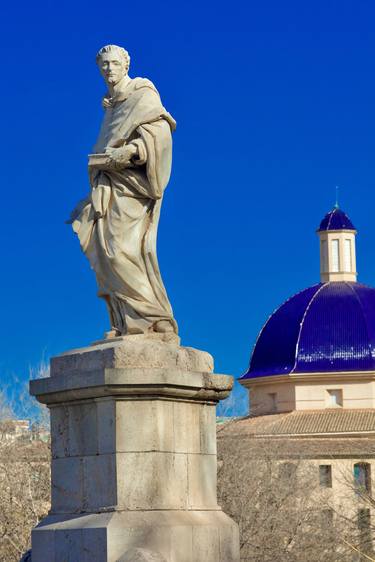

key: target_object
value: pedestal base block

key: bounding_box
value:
[30,338,240,561]
[32,510,239,562]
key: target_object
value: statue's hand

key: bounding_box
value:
[105,145,138,170]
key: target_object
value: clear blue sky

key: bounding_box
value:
[2,1,375,414]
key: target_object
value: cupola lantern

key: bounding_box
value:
[317,206,357,283]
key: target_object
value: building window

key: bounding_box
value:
[321,509,334,530]
[268,393,277,412]
[358,509,372,554]
[327,389,343,407]
[321,240,328,272]
[331,239,340,272]
[354,463,371,494]
[319,465,332,488]
[344,239,352,272]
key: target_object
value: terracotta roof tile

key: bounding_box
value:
[218,409,375,437]
[217,412,375,458]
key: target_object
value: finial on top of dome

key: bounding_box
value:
[335,186,339,209]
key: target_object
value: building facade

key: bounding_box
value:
[219,206,375,558]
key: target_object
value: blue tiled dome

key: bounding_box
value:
[318,207,356,231]
[241,282,375,379]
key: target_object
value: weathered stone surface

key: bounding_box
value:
[51,338,213,376]
[50,405,69,458]
[30,367,232,406]
[51,456,83,512]
[50,398,219,460]
[30,341,239,561]
[116,400,175,453]
[70,45,178,337]
[83,454,117,510]
[69,402,97,456]
[117,451,188,510]
[32,511,240,562]
[199,403,217,454]
[172,401,200,453]
[97,399,116,454]
[187,453,217,509]
[117,548,166,562]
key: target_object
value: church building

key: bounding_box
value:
[218,206,375,556]
[242,205,375,414]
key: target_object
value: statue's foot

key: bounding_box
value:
[105,328,122,339]
[153,320,174,333]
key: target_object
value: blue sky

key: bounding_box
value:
[2,1,375,414]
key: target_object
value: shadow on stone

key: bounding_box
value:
[117,549,166,562]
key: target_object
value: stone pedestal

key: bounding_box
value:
[29,337,240,562]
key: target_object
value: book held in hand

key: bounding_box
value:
[88,153,112,168]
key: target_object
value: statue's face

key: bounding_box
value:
[98,52,127,86]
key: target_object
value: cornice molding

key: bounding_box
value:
[239,371,375,388]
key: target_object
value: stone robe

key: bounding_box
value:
[70,77,178,335]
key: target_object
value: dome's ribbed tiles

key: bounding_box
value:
[242,282,375,379]
[318,207,356,231]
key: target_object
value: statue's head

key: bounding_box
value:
[96,45,130,86]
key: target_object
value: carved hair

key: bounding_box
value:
[96,45,131,72]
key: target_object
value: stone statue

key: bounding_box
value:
[69,45,178,338]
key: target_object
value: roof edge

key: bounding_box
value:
[240,371,375,386]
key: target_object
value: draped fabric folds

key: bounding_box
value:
[69,77,178,335]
